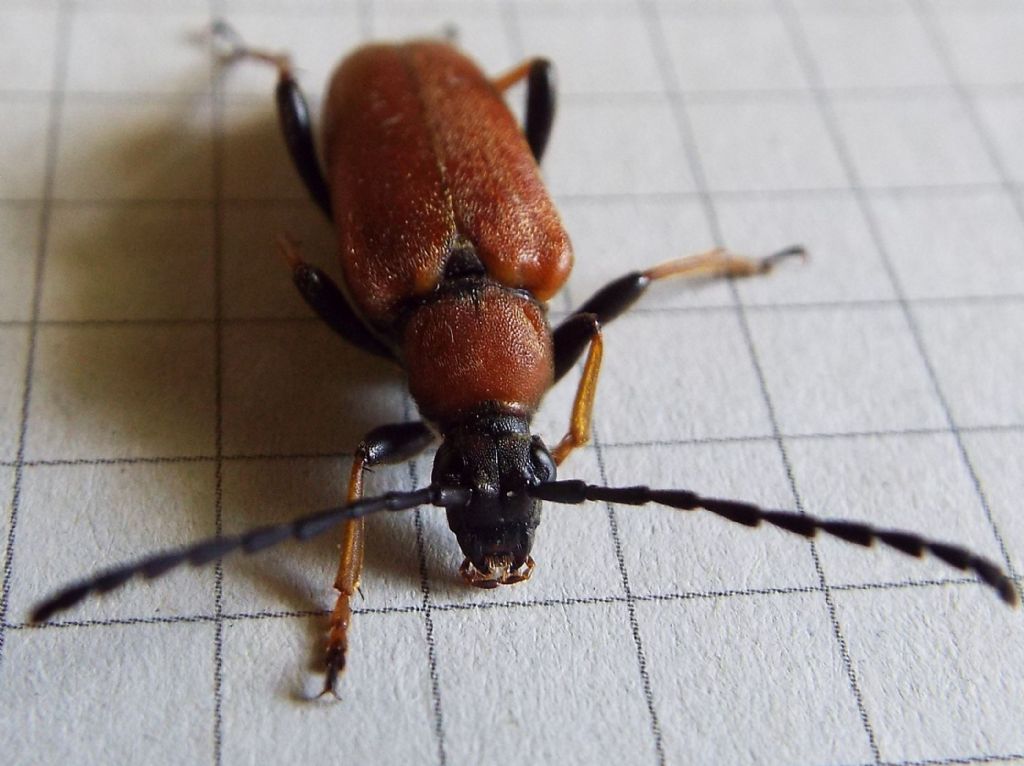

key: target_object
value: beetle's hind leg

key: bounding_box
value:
[211,21,332,220]
[553,245,805,380]
[323,422,436,698]
[493,58,556,163]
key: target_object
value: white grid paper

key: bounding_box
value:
[1,1,1023,764]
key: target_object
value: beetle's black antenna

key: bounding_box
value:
[30,486,469,624]
[527,480,1019,606]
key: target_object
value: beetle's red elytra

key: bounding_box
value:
[32,22,1018,699]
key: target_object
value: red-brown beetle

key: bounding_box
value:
[32,23,1018,697]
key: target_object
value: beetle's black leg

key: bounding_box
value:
[277,235,394,360]
[323,421,436,698]
[493,58,556,163]
[553,245,805,381]
[212,21,332,219]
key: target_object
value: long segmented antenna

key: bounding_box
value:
[528,480,1019,605]
[30,485,469,624]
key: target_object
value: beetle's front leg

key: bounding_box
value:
[551,314,603,466]
[323,421,436,698]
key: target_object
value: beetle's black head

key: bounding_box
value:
[432,408,556,588]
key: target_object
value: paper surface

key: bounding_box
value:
[1,1,1023,765]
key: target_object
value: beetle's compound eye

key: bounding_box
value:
[529,436,556,483]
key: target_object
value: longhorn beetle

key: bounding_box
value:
[32,23,1018,697]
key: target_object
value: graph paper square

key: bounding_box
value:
[3,2,1023,765]
[221,98,313,202]
[545,97,697,195]
[834,587,1024,762]
[0,328,30,463]
[914,302,1024,427]
[975,94,1024,184]
[796,6,946,89]
[688,98,847,192]
[718,193,896,306]
[636,593,874,766]
[832,96,1001,188]
[962,431,1024,577]
[55,100,215,201]
[0,621,216,766]
[787,432,1005,589]
[517,9,662,95]
[221,322,406,455]
[609,440,821,596]
[220,456,426,615]
[0,7,59,91]
[929,5,1024,87]
[869,190,1024,299]
[747,305,949,435]
[434,600,658,765]
[0,467,11,562]
[0,206,39,322]
[218,10,361,96]
[9,462,218,621]
[595,311,775,443]
[0,102,51,199]
[41,204,216,321]
[221,612,438,763]
[660,8,808,92]
[66,10,213,95]
[372,2,514,75]
[221,204,335,319]
[25,325,217,461]
[557,196,726,309]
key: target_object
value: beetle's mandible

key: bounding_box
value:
[32,22,1019,698]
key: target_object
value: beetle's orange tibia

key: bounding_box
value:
[322,456,367,697]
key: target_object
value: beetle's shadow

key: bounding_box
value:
[45,77,450,630]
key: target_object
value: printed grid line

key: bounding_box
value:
[0,0,72,671]
[503,1,675,762]
[4,419,1024,471]
[905,0,1022,581]
[776,0,1018,583]
[362,0,451,757]
[2,1,1021,764]
[774,4,1021,763]
[209,0,228,761]
[2,181,1023,208]
[911,0,1024,228]
[2,292,1024,335]
[645,0,885,761]
[7,82,1024,104]
[0,573,1005,636]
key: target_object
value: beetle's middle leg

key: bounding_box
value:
[323,421,436,697]
[211,21,332,219]
[493,58,556,163]
[552,245,805,380]
[276,235,393,360]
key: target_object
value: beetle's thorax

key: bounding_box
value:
[401,277,554,426]
[431,405,556,587]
